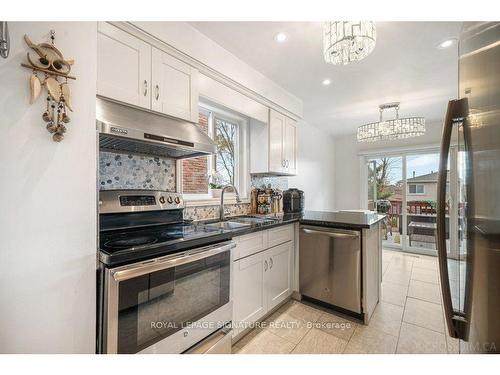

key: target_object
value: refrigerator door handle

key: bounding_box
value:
[437,98,469,340]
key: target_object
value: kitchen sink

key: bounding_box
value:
[205,221,252,230]
[231,216,278,225]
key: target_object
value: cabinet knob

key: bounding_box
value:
[143,80,148,97]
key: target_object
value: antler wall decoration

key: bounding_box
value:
[21,30,76,142]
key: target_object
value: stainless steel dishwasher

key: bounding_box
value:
[299,225,361,314]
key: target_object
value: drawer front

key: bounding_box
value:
[233,231,269,260]
[268,224,294,248]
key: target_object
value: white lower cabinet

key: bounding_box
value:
[265,242,293,311]
[232,225,294,338]
[232,252,267,337]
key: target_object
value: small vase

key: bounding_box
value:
[211,188,222,198]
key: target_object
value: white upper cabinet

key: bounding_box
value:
[251,109,298,175]
[97,23,199,122]
[97,22,151,109]
[151,48,199,123]
[269,109,286,173]
[283,116,297,175]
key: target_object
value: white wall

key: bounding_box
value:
[289,120,336,211]
[334,120,443,211]
[0,22,97,353]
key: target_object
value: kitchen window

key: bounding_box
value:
[408,183,425,195]
[180,104,248,202]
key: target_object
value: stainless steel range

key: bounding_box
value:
[97,190,234,354]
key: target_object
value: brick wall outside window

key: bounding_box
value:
[182,113,209,194]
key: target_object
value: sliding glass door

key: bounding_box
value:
[405,153,440,254]
[366,156,403,249]
[365,149,456,256]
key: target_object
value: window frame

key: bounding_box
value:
[178,103,249,204]
[408,183,425,195]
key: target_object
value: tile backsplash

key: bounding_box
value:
[99,151,289,221]
[251,175,289,190]
[99,151,176,191]
[184,203,251,221]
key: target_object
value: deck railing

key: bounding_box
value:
[380,200,452,246]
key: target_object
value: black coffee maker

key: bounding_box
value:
[283,188,304,213]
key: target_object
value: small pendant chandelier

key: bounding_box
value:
[357,102,426,142]
[323,21,376,65]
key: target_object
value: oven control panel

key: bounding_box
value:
[99,190,184,214]
[119,195,156,206]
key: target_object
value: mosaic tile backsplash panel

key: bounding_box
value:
[184,203,251,221]
[251,175,289,190]
[99,151,288,221]
[99,151,176,191]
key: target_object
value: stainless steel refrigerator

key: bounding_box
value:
[437,22,500,353]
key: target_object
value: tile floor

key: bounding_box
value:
[232,248,459,354]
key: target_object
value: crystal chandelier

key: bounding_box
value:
[357,102,426,142]
[323,22,376,65]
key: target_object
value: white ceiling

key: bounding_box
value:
[189,22,462,137]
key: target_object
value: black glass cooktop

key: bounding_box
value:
[99,222,232,266]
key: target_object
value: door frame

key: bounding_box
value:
[359,146,458,257]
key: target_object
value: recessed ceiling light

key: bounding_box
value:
[274,32,287,43]
[322,79,331,86]
[438,39,456,49]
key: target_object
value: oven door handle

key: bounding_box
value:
[111,241,235,282]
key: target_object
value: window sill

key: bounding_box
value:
[184,197,250,207]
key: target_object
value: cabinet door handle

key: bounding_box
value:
[155,84,160,100]
[286,160,289,168]
[269,257,273,269]
[264,260,268,272]
[281,160,285,167]
[143,80,148,97]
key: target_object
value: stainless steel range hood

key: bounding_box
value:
[96,97,216,159]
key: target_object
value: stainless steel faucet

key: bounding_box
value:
[219,184,241,221]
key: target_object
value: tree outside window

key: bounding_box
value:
[213,117,237,186]
[367,157,400,201]
[182,109,241,197]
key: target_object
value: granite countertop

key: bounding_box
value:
[196,213,302,237]
[300,210,386,229]
[227,213,302,236]
[198,210,385,238]
[100,211,384,266]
